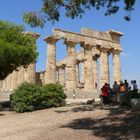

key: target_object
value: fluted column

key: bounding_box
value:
[76,60,80,87]
[10,71,18,91]
[59,65,65,86]
[44,36,59,84]
[1,80,6,92]
[56,66,59,83]
[81,62,85,84]
[93,56,98,89]
[23,32,40,84]
[25,64,36,83]
[100,48,110,87]
[5,74,12,91]
[0,81,2,92]
[83,44,94,90]
[113,49,121,83]
[4,77,8,91]
[65,40,77,90]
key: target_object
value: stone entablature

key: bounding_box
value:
[0,28,123,94]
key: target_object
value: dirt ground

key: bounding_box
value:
[0,103,140,140]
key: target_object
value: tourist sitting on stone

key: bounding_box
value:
[101,83,109,104]
[112,81,119,94]
[118,81,126,93]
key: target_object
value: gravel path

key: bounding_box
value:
[0,103,140,140]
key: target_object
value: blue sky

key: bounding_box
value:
[0,0,140,87]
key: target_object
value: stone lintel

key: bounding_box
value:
[44,35,60,44]
[53,28,121,44]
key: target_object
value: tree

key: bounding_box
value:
[0,20,38,80]
[23,0,136,28]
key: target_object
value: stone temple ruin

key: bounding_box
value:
[0,28,123,100]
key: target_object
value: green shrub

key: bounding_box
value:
[10,82,66,113]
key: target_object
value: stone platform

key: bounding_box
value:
[65,89,100,99]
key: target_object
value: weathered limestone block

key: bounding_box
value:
[82,44,94,90]
[100,48,110,87]
[44,36,59,84]
[65,40,77,90]
[113,49,122,83]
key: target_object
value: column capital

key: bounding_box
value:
[81,42,96,50]
[44,35,60,44]
[112,48,123,54]
[64,39,77,47]
[76,59,81,64]
[99,46,112,54]
[92,54,99,60]
[59,64,66,69]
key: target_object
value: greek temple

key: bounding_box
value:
[0,28,123,99]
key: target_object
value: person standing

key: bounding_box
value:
[124,79,129,91]
[101,83,109,104]
[113,81,119,94]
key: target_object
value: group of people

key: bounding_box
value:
[100,80,138,104]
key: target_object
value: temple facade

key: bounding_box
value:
[0,28,123,98]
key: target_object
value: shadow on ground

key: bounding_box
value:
[61,104,140,140]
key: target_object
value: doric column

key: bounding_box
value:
[8,74,12,91]
[59,65,65,86]
[56,66,59,83]
[93,56,98,89]
[25,64,36,83]
[64,40,77,90]
[23,32,40,84]
[44,36,59,84]
[4,77,8,91]
[100,48,110,87]
[1,80,6,92]
[0,81,2,92]
[40,72,45,85]
[5,74,12,91]
[76,60,80,87]
[113,49,122,83]
[10,71,18,91]
[81,61,85,84]
[82,43,94,90]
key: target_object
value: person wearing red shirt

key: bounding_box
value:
[101,83,109,104]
